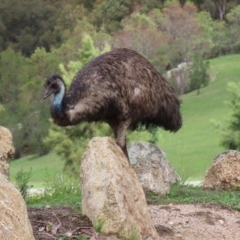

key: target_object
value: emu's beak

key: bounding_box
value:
[43,89,53,99]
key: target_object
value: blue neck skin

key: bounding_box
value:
[52,81,65,114]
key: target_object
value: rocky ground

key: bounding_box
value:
[28,203,240,240]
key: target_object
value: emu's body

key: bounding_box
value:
[44,48,182,157]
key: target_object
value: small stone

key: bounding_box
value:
[38,227,44,232]
[174,233,183,239]
[168,221,175,225]
[218,220,224,225]
[65,232,72,237]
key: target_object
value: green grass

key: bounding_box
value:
[25,180,240,211]
[9,54,240,184]
[147,184,240,211]
[10,152,65,188]
[26,173,81,208]
[27,187,81,208]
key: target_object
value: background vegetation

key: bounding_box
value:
[1,0,240,183]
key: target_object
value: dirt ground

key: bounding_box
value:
[28,203,240,240]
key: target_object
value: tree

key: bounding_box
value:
[211,20,230,56]
[89,0,166,33]
[0,104,4,117]
[213,82,240,150]
[0,47,62,157]
[113,12,169,72]
[213,0,227,20]
[226,5,240,53]
[0,0,93,56]
[158,0,210,65]
[188,54,210,94]
[0,48,27,107]
[0,0,63,55]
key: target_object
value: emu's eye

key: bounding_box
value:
[51,83,58,89]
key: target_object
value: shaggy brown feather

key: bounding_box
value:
[44,48,182,158]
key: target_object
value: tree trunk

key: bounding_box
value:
[213,0,226,21]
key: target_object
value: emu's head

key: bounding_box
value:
[44,75,65,99]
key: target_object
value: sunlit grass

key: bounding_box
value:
[147,184,240,211]
[10,152,65,188]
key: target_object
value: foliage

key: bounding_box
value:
[0,0,63,55]
[0,47,60,157]
[44,121,111,175]
[0,104,4,117]
[27,171,81,208]
[211,20,230,57]
[226,5,240,53]
[213,82,240,150]
[188,54,210,94]
[0,0,240,58]
[15,168,32,200]
[159,1,204,65]
[93,219,105,233]
[27,180,240,211]
[113,11,169,71]
[0,48,27,106]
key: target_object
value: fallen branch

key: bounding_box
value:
[51,212,62,235]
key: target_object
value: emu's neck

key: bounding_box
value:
[52,81,65,114]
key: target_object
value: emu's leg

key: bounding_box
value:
[110,120,130,161]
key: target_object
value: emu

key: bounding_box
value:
[44,48,182,158]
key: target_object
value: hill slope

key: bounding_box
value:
[158,54,240,180]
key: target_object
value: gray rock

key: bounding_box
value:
[128,142,180,195]
[203,150,240,190]
[81,137,159,240]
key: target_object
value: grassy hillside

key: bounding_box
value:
[10,152,65,188]
[9,54,240,185]
[157,54,240,180]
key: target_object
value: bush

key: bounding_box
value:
[213,82,240,150]
[27,171,81,207]
[15,168,32,200]
[188,54,210,94]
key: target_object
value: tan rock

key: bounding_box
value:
[203,150,240,190]
[0,173,34,240]
[128,142,180,195]
[81,137,159,240]
[0,126,15,179]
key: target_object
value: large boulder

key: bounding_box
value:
[81,137,159,240]
[0,126,15,179]
[128,142,180,195]
[203,150,240,190]
[0,172,34,240]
